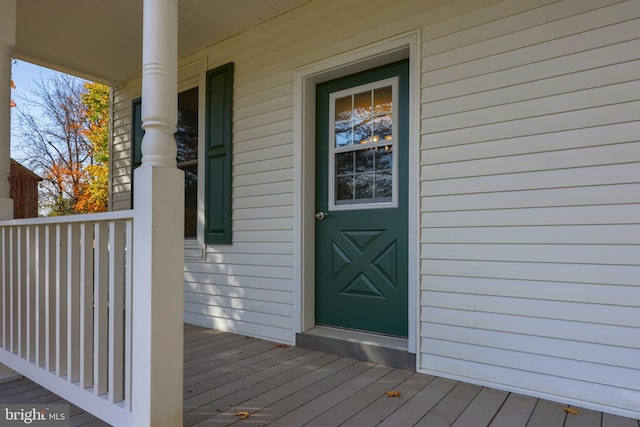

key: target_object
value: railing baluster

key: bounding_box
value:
[20,226,28,360]
[26,226,34,362]
[93,222,108,395]
[55,224,68,377]
[9,226,14,353]
[21,226,27,359]
[35,225,45,367]
[16,226,22,357]
[124,219,133,410]
[45,225,54,371]
[109,221,125,403]
[67,224,80,382]
[79,222,94,389]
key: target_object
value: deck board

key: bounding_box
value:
[212,356,355,426]
[316,369,413,426]
[246,359,371,425]
[341,372,436,427]
[527,399,568,427]
[266,363,392,427]
[303,367,414,427]
[565,407,602,427]
[377,376,458,426]
[602,413,640,427]
[491,393,538,427]
[0,379,42,398]
[415,381,483,427]
[185,348,322,425]
[0,324,638,426]
[451,387,509,427]
[184,343,284,392]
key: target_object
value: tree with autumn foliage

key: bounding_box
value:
[76,82,109,213]
[13,74,109,215]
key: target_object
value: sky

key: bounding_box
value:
[10,59,72,160]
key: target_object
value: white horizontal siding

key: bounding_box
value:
[420,0,640,418]
[422,205,640,227]
[183,272,292,293]
[424,244,639,265]
[425,81,640,133]
[423,1,639,75]
[424,60,640,119]
[425,323,639,370]
[423,275,640,308]
[423,163,640,195]
[110,79,141,211]
[422,100,640,148]
[423,259,639,286]
[183,312,292,343]
[422,225,640,244]
[421,345,638,415]
[423,184,640,210]
[423,307,639,349]
[423,291,640,329]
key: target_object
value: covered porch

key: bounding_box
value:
[1,323,638,427]
[2,0,640,425]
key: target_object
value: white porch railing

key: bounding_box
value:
[0,211,134,426]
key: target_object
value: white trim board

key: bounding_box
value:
[293,31,421,356]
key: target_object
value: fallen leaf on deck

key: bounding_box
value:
[275,343,290,348]
[563,406,579,415]
[234,411,251,419]
[386,390,401,397]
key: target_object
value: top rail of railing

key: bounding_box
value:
[0,210,134,227]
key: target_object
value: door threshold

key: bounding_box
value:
[296,326,415,371]
[303,326,408,350]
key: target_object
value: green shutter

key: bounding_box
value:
[205,63,233,244]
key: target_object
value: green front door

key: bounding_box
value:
[315,60,409,337]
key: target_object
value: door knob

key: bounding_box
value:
[314,211,328,221]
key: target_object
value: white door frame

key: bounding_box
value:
[292,31,421,355]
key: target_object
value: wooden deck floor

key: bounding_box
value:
[0,324,637,426]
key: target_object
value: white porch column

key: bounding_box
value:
[0,0,20,385]
[0,0,16,220]
[132,0,183,426]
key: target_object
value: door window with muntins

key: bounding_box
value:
[329,77,398,210]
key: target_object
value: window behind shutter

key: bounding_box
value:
[130,97,143,208]
[132,97,143,169]
[204,62,233,244]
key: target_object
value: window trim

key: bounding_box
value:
[328,77,399,211]
[179,60,207,258]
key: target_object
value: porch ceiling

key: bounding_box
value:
[13,0,308,86]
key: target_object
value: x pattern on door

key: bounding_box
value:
[331,228,398,299]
